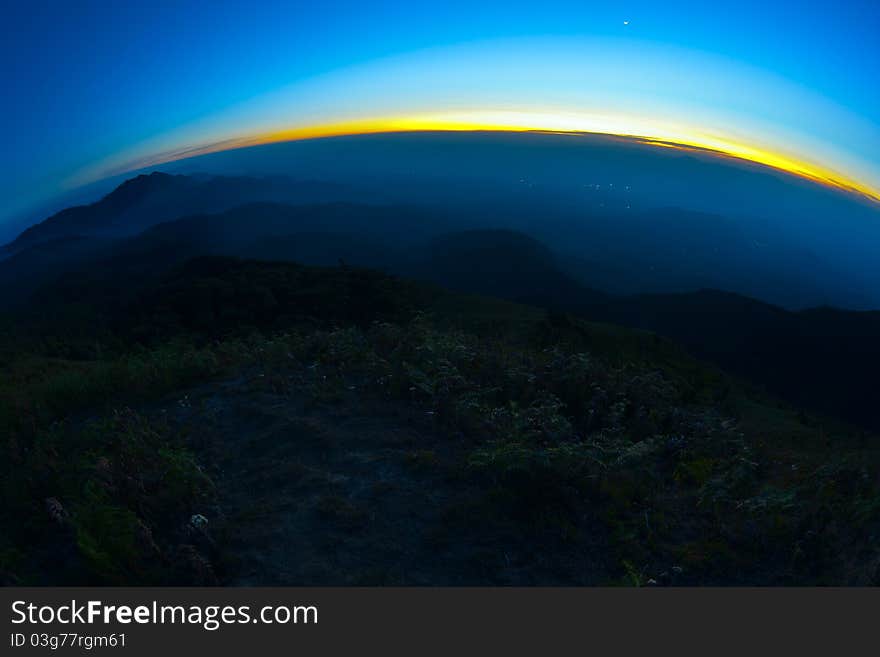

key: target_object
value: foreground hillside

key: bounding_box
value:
[2,257,879,585]
[4,179,880,433]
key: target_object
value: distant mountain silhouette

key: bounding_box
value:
[0,201,457,306]
[1,172,350,255]
[405,230,880,430]
[553,206,860,309]
[3,172,879,430]
[595,290,880,430]
[413,229,607,308]
[406,228,880,429]
[141,201,445,250]
[149,132,880,309]
[7,167,879,308]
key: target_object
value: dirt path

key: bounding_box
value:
[163,371,610,585]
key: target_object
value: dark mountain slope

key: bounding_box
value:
[594,291,880,430]
[3,255,880,585]
[155,132,880,309]
[2,172,350,254]
[4,193,879,431]
[555,206,860,309]
[0,201,449,309]
[407,231,880,429]
[415,229,880,430]
[411,229,607,308]
[7,168,877,309]
[7,173,187,251]
[0,235,115,302]
[141,201,446,251]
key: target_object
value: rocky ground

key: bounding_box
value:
[164,369,611,585]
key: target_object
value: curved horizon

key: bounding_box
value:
[60,36,880,208]
[5,6,880,224]
[83,114,880,205]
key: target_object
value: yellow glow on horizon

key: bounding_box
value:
[104,111,880,203]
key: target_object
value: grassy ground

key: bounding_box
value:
[2,258,879,585]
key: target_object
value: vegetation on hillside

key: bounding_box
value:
[2,257,879,585]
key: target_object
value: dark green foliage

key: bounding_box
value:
[223,308,880,584]
[1,256,879,585]
[2,409,213,584]
[119,256,427,342]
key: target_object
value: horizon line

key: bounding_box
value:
[73,115,880,205]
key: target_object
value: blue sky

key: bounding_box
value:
[2,0,879,228]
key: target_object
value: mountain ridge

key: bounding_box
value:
[3,195,877,431]
[1,172,352,255]
[5,167,877,309]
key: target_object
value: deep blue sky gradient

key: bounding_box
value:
[2,1,878,228]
